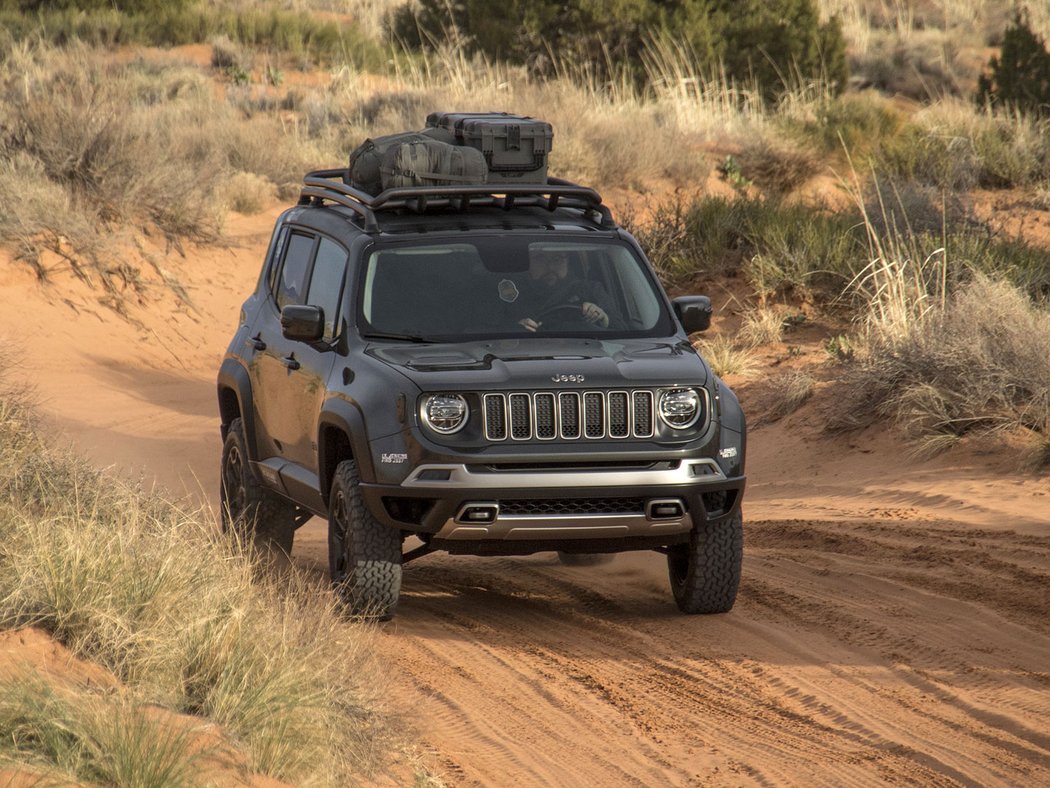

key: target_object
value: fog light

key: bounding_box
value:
[457,503,499,524]
[646,499,684,520]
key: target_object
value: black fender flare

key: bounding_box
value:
[217,357,260,462]
[317,396,375,506]
[717,383,747,477]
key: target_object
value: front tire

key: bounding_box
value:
[220,417,297,556]
[328,459,402,620]
[667,511,743,614]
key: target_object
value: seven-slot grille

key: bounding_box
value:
[483,390,657,441]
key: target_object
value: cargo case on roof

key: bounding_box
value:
[426,112,553,184]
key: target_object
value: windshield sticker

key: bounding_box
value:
[498,279,519,303]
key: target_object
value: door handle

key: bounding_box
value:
[247,334,266,351]
[281,355,300,371]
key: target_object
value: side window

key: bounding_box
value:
[306,237,348,339]
[265,225,289,295]
[275,232,315,309]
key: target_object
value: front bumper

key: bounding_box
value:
[359,458,745,550]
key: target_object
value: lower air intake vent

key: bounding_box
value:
[500,498,647,516]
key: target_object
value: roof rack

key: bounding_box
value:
[297,169,617,233]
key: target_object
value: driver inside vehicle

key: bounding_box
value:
[513,248,618,332]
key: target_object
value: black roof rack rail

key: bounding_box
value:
[298,168,617,233]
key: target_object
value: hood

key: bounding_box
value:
[367,337,707,390]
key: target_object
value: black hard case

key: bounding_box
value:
[425,112,553,183]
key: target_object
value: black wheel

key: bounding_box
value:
[667,511,743,614]
[328,459,402,620]
[557,552,615,566]
[220,417,297,555]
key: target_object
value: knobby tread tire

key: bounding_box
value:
[329,459,402,620]
[667,511,743,614]
[220,418,297,556]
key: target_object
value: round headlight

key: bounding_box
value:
[658,388,702,429]
[422,394,469,434]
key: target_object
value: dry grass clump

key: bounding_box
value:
[737,137,820,195]
[764,370,816,422]
[834,275,1050,459]
[0,368,390,782]
[740,308,785,346]
[696,335,760,378]
[0,673,206,785]
[219,171,278,214]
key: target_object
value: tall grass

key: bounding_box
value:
[0,674,207,785]
[881,100,1050,189]
[0,42,319,284]
[0,367,390,782]
[820,174,1050,458]
[0,3,384,67]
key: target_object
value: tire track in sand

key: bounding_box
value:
[347,517,1050,785]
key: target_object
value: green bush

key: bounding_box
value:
[394,0,848,102]
[977,11,1050,118]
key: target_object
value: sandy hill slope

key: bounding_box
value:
[1,200,1049,784]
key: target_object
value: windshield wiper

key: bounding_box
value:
[362,331,434,343]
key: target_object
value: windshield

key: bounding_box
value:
[359,237,672,341]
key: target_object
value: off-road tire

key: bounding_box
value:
[557,552,615,566]
[220,418,297,556]
[666,511,743,614]
[328,459,402,620]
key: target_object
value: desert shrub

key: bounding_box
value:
[630,193,862,295]
[395,0,847,103]
[0,44,318,271]
[833,276,1050,454]
[879,101,1050,190]
[219,171,276,213]
[977,11,1050,118]
[695,335,759,378]
[781,91,901,158]
[634,181,1050,305]
[210,33,247,71]
[737,137,819,195]
[879,122,980,191]
[0,47,222,243]
[764,370,815,421]
[740,308,785,346]
[861,177,977,237]
[853,27,970,100]
[0,370,390,782]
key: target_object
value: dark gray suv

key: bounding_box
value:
[217,170,746,619]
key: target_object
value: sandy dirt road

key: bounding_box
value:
[289,514,1050,786]
[2,216,1049,785]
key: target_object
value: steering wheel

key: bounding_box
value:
[533,303,592,330]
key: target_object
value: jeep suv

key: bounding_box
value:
[217,169,746,619]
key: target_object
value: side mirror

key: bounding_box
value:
[672,295,712,334]
[281,304,325,342]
